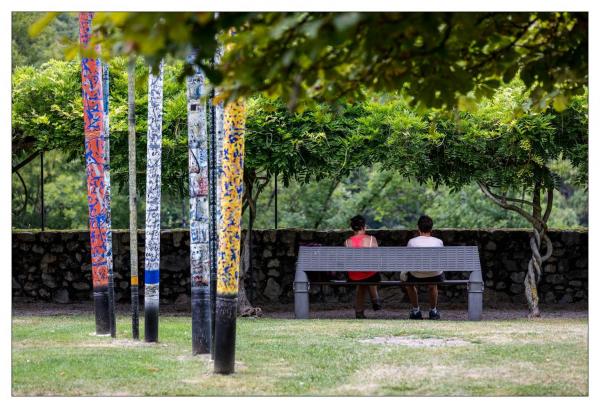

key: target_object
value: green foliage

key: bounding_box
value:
[245,96,378,186]
[32,12,587,111]
[12,151,88,229]
[252,164,587,230]
[12,61,587,231]
[12,12,78,71]
[366,84,588,194]
[11,149,189,230]
[12,58,188,197]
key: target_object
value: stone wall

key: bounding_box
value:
[12,229,587,307]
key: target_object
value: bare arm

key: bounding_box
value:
[369,235,378,248]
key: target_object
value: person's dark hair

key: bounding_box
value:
[417,215,433,233]
[350,215,366,231]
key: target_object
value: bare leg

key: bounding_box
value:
[368,285,382,311]
[368,285,378,301]
[355,286,367,312]
[405,285,419,308]
[428,285,438,309]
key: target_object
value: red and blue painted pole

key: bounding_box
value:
[79,12,112,335]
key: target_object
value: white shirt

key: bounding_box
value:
[405,235,444,278]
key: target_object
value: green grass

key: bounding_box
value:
[12,314,588,396]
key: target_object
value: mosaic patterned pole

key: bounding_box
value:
[144,61,164,343]
[127,56,140,340]
[187,53,211,354]
[214,98,246,374]
[102,62,117,338]
[79,12,111,335]
[209,46,225,359]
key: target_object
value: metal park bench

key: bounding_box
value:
[293,246,484,320]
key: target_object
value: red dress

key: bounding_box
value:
[347,234,377,281]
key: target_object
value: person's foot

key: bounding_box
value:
[356,311,366,319]
[372,298,382,311]
[409,309,422,320]
[429,308,441,320]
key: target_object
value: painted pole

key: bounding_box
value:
[187,53,211,354]
[102,62,117,338]
[144,61,164,343]
[79,12,111,335]
[209,46,225,359]
[127,56,140,340]
[214,97,246,374]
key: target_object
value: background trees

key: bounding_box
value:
[12,13,588,317]
[362,84,587,315]
[56,12,588,112]
[12,60,588,233]
[12,12,78,71]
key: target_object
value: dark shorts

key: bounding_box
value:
[405,272,444,283]
[349,273,381,283]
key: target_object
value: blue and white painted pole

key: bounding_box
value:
[144,61,164,343]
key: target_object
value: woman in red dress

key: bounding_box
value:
[345,215,382,318]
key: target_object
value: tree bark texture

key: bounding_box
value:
[478,180,554,318]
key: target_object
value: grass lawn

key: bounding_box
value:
[12,314,588,396]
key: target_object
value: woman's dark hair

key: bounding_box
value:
[417,215,433,233]
[350,215,366,231]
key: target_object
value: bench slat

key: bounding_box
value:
[310,280,469,286]
[297,246,481,272]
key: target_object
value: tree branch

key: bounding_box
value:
[468,16,538,72]
[359,172,394,214]
[477,180,547,230]
[542,187,553,225]
[313,178,341,229]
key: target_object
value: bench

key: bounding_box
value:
[293,246,484,320]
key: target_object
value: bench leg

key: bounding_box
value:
[468,280,483,321]
[468,291,483,321]
[294,269,310,319]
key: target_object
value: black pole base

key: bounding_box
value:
[213,295,237,374]
[144,301,159,343]
[131,285,140,340]
[210,277,217,359]
[191,286,212,355]
[93,288,110,335]
[108,275,116,338]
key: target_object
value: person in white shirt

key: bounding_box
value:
[404,215,443,320]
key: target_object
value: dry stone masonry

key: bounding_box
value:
[12,228,587,307]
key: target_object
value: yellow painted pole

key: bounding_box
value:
[213,98,245,374]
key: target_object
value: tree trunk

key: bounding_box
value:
[313,179,341,229]
[477,180,554,318]
[525,182,543,317]
[238,171,262,317]
[524,183,554,318]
